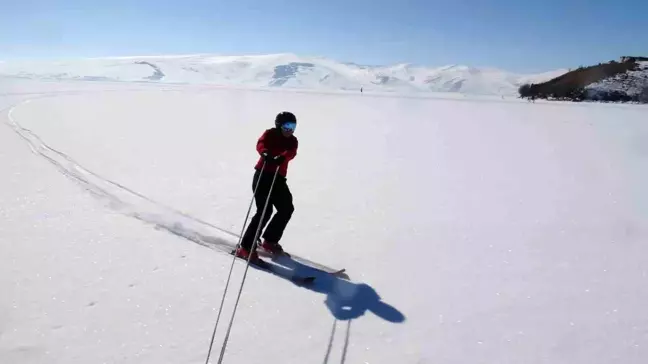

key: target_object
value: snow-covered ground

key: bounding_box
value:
[2,79,648,364]
[0,54,566,96]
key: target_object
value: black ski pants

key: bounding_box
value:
[241,169,294,250]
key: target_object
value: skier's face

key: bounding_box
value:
[280,122,296,137]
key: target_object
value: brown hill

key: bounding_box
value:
[519,57,646,102]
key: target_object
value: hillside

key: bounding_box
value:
[0,54,565,96]
[519,57,648,103]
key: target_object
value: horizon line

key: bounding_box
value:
[0,52,568,74]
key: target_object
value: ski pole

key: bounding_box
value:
[204,160,268,364]
[248,165,280,254]
[235,165,268,249]
[216,165,280,364]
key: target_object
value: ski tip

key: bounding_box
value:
[331,269,349,280]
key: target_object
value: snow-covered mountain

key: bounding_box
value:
[586,61,648,101]
[0,53,566,95]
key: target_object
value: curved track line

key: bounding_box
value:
[4,96,341,274]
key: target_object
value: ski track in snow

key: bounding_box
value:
[5,97,343,277]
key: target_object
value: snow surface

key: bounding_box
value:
[2,79,648,364]
[0,54,567,96]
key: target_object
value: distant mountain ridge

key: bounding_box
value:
[0,53,566,96]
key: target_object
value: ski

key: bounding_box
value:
[328,268,347,276]
[254,239,347,279]
[229,250,315,285]
[258,252,348,279]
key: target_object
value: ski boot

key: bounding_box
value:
[259,239,286,256]
[235,246,260,263]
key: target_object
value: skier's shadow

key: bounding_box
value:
[266,256,406,323]
[153,223,404,323]
[322,318,352,364]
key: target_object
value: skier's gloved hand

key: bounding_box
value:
[260,150,271,161]
[272,155,285,164]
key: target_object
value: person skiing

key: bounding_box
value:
[235,111,298,262]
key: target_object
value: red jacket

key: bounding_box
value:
[254,128,298,177]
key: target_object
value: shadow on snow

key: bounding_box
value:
[154,221,405,324]
[322,318,352,364]
[268,254,405,323]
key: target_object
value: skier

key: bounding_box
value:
[235,111,298,262]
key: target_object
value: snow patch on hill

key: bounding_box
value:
[586,61,648,100]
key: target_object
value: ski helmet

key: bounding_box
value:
[275,111,297,128]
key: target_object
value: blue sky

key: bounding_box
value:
[1,0,646,72]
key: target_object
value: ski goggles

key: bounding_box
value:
[281,122,297,132]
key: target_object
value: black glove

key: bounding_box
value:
[260,150,271,161]
[272,154,285,164]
